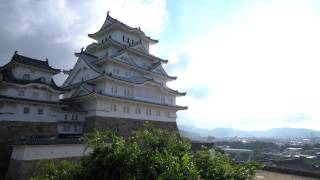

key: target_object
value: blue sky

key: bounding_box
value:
[1,0,320,130]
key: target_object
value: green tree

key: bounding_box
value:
[32,124,260,180]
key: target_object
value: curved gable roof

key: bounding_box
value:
[6,52,60,73]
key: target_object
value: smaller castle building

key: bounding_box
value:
[0,52,86,137]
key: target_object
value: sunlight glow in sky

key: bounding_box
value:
[1,0,320,130]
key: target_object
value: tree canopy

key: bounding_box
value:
[32,124,259,180]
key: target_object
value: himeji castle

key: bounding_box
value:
[1,12,187,179]
[62,12,187,135]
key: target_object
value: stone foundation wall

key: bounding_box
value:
[0,121,57,143]
[84,116,178,137]
[0,121,57,178]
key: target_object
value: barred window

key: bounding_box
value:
[23,107,30,114]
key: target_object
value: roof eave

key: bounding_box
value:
[73,92,188,110]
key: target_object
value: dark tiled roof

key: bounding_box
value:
[65,83,187,110]
[89,13,158,43]
[87,38,167,63]
[60,101,87,112]
[10,52,60,73]
[106,73,185,96]
[0,95,64,106]
[148,61,162,71]
[89,45,175,79]
[0,68,65,91]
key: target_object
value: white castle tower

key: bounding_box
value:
[62,12,187,135]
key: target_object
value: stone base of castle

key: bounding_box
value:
[0,121,57,179]
[84,116,178,137]
[0,121,58,142]
[2,118,178,178]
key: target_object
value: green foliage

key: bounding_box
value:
[30,160,81,180]
[32,123,260,180]
[193,148,260,180]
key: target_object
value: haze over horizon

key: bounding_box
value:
[1,0,320,131]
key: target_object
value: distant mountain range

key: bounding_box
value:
[179,126,320,139]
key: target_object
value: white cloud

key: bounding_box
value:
[81,0,168,41]
[170,1,320,130]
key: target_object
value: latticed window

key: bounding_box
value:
[125,71,131,77]
[135,107,141,114]
[166,112,170,118]
[111,104,117,112]
[63,125,71,132]
[23,107,30,114]
[18,89,24,96]
[123,105,130,113]
[40,77,46,82]
[38,108,44,115]
[146,109,152,115]
[160,96,165,103]
[112,87,118,94]
[23,74,30,80]
[124,88,130,97]
[156,110,161,116]
[112,68,120,75]
[32,92,39,99]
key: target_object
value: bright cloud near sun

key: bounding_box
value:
[168,1,320,130]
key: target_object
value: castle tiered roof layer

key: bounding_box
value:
[0,52,60,74]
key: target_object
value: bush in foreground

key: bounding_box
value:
[32,124,260,180]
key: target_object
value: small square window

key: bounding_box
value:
[32,92,39,99]
[18,90,24,97]
[23,74,30,80]
[112,87,118,94]
[146,109,152,115]
[135,107,141,114]
[23,107,30,114]
[112,104,117,112]
[40,77,46,82]
[63,125,71,132]
[123,105,130,113]
[38,108,44,115]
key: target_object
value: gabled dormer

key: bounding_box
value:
[130,42,149,54]
[62,51,101,87]
[150,63,168,77]
[112,51,137,66]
